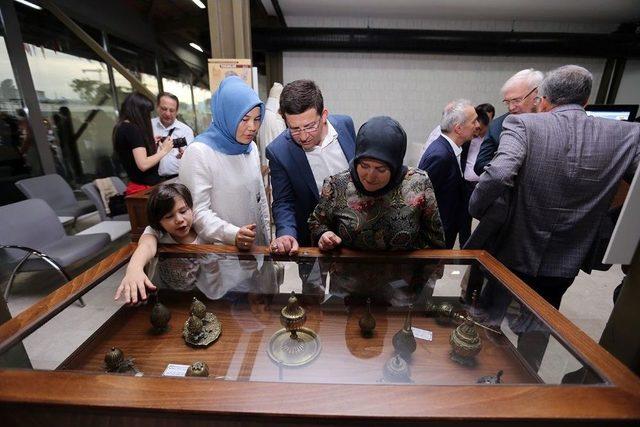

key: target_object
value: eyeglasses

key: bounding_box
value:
[289,118,321,136]
[502,87,538,107]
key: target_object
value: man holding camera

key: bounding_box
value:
[152,92,195,177]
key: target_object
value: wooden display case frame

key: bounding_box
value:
[0,245,638,426]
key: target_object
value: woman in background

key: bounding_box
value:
[113,92,172,195]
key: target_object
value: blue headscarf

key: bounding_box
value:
[196,76,264,155]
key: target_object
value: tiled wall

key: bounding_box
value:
[283,52,606,165]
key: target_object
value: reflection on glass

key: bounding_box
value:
[0,255,605,387]
[23,42,133,184]
[0,36,43,204]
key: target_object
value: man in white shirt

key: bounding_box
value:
[418,99,478,248]
[258,82,286,164]
[266,80,356,254]
[152,92,195,177]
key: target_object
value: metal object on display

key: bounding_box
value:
[392,304,416,359]
[358,298,376,338]
[186,361,210,377]
[426,299,502,335]
[382,354,412,383]
[150,300,171,333]
[104,347,139,374]
[182,299,222,347]
[190,297,207,319]
[477,370,504,384]
[268,291,321,367]
[450,320,482,366]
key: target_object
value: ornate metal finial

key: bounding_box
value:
[358,298,376,338]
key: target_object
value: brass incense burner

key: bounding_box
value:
[268,291,321,367]
[104,347,139,374]
[450,320,482,366]
[186,361,210,377]
[182,297,221,347]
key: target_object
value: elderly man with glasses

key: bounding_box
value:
[473,68,544,176]
[266,79,356,255]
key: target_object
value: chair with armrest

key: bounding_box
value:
[0,199,110,305]
[15,174,95,223]
[81,177,129,221]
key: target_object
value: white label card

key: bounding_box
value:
[163,364,190,377]
[411,327,433,341]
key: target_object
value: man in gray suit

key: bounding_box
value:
[469,65,640,369]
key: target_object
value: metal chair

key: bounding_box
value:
[81,177,129,222]
[15,174,96,223]
[0,199,110,305]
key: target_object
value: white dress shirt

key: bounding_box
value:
[152,117,195,176]
[304,122,349,194]
[419,125,442,161]
[464,136,483,182]
[441,133,463,174]
[258,92,286,164]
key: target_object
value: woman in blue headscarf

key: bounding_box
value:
[180,76,270,250]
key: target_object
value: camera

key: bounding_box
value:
[173,137,187,148]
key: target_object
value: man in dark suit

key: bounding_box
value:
[470,65,640,370]
[266,80,356,254]
[473,69,544,176]
[418,99,478,248]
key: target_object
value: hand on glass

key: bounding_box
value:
[236,223,256,250]
[270,235,299,255]
[114,270,157,305]
[318,231,342,251]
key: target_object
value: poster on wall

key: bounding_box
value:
[208,59,252,92]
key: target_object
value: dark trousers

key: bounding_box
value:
[459,180,477,247]
[480,271,574,372]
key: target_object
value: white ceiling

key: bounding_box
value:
[273,0,640,24]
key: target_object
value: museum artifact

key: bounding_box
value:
[450,320,482,366]
[392,304,417,359]
[186,361,210,377]
[190,297,207,319]
[150,299,171,333]
[426,299,501,335]
[182,299,222,347]
[383,354,412,383]
[268,291,321,367]
[104,347,139,374]
[358,298,376,338]
[477,370,504,384]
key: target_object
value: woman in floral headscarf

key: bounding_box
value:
[308,115,445,251]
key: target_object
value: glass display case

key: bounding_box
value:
[0,244,639,426]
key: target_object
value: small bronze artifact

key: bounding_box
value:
[150,300,171,333]
[392,304,417,359]
[383,354,412,383]
[190,297,207,319]
[477,370,503,384]
[450,320,482,366]
[427,299,501,335]
[182,299,222,347]
[186,361,210,377]
[358,298,376,338]
[104,347,139,374]
[268,291,321,367]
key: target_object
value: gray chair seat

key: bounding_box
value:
[22,233,110,271]
[55,199,97,219]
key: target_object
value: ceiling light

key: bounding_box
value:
[192,0,206,9]
[14,0,42,10]
[189,43,204,53]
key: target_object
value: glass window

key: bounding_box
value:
[24,43,125,184]
[192,85,212,134]
[0,35,43,205]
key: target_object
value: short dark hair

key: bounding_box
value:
[475,107,490,126]
[279,80,324,117]
[157,92,180,110]
[539,65,592,106]
[475,103,495,119]
[146,183,193,232]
